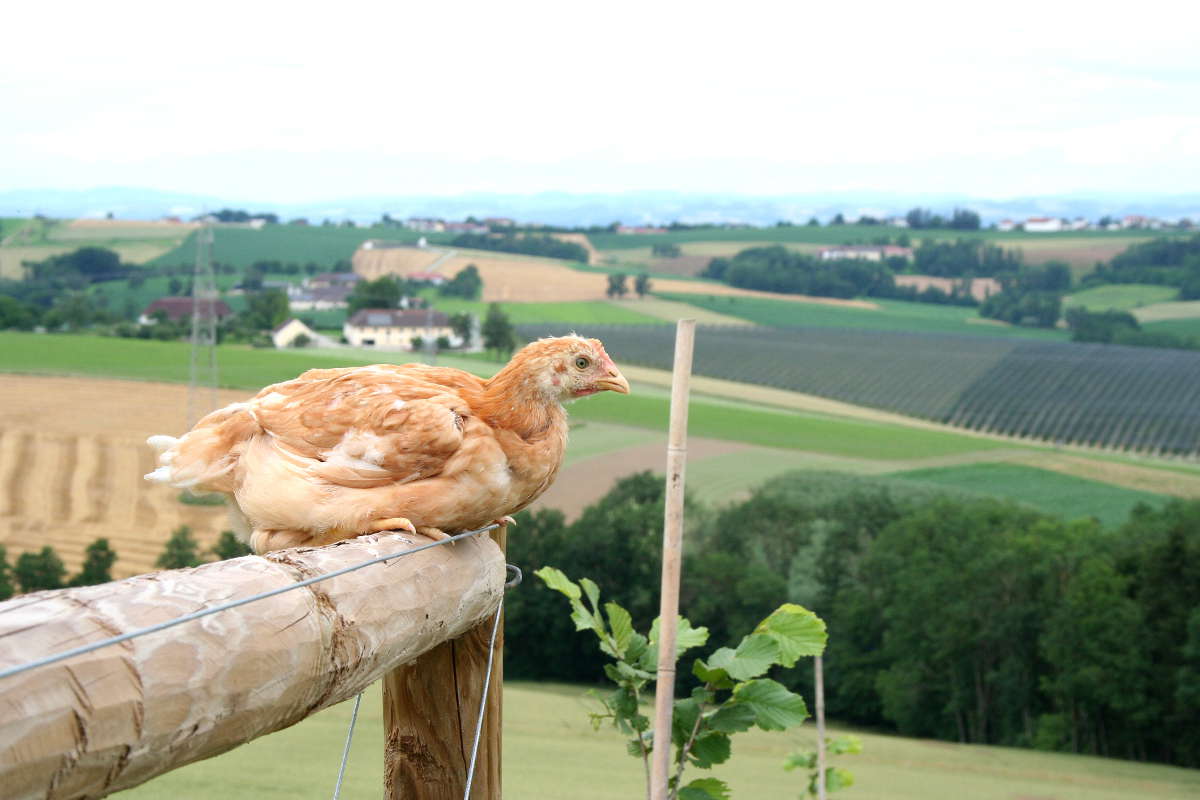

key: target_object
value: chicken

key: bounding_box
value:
[145,335,629,553]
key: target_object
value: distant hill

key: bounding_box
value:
[3,187,1199,228]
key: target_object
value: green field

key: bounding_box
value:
[147,225,454,270]
[116,680,1200,800]
[889,462,1169,527]
[1143,317,1200,338]
[0,332,1006,461]
[659,292,1069,340]
[1064,283,1179,311]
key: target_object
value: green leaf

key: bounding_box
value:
[706,702,756,734]
[727,633,780,680]
[826,766,855,793]
[580,577,601,613]
[733,679,810,731]
[782,751,816,771]
[606,602,635,659]
[678,777,731,800]
[671,698,701,747]
[534,566,580,600]
[688,731,732,768]
[626,632,649,665]
[753,604,827,667]
[692,657,733,689]
[828,734,863,755]
[648,615,710,660]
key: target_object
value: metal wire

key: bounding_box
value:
[463,596,504,799]
[331,691,363,800]
[0,524,499,682]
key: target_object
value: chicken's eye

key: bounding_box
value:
[574,356,590,370]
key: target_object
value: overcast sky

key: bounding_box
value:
[2,0,1197,201]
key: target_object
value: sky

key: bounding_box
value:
[2,0,1198,202]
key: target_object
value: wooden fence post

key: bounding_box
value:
[384,524,507,799]
[0,531,505,800]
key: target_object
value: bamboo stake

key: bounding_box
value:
[383,525,507,799]
[815,655,827,800]
[650,320,696,800]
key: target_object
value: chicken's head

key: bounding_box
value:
[514,335,631,402]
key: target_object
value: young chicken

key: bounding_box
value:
[145,335,629,553]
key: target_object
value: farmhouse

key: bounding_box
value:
[307,272,362,289]
[818,245,913,262]
[271,318,322,348]
[344,308,455,349]
[1024,217,1064,233]
[139,296,232,325]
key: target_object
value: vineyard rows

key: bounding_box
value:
[520,324,1200,456]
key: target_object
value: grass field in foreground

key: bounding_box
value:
[116,680,1200,800]
[889,462,1169,527]
[0,333,1004,461]
[660,292,1069,340]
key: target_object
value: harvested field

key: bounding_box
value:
[1004,235,1151,276]
[0,376,245,578]
[895,274,1000,302]
[59,219,200,239]
[353,242,875,307]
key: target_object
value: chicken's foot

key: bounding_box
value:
[367,517,418,535]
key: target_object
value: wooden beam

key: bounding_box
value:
[0,531,505,800]
[384,525,506,799]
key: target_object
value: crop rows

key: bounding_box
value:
[519,324,1200,456]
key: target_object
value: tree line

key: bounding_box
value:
[702,246,978,306]
[504,470,1200,768]
[0,525,252,600]
[449,232,590,262]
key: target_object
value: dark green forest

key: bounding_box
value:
[505,471,1200,768]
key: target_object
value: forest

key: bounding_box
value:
[504,471,1200,768]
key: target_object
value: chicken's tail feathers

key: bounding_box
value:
[144,435,182,484]
[144,404,256,491]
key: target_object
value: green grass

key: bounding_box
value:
[147,225,455,270]
[570,391,1004,459]
[888,462,1169,527]
[1064,283,1179,311]
[115,680,1200,800]
[1142,317,1200,338]
[660,293,1069,340]
[0,332,1004,460]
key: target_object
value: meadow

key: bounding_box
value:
[889,462,1168,527]
[1064,283,1179,311]
[115,680,1200,800]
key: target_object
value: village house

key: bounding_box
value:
[818,245,913,262]
[271,318,324,348]
[138,297,232,325]
[404,218,446,233]
[997,219,1017,232]
[343,309,456,350]
[287,272,362,311]
[1024,217,1064,233]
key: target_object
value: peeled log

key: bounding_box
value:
[0,531,505,800]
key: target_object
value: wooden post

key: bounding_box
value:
[0,531,505,800]
[650,320,696,800]
[815,655,827,800]
[384,524,507,799]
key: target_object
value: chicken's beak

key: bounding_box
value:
[596,367,631,395]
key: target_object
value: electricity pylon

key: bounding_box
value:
[188,225,219,427]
